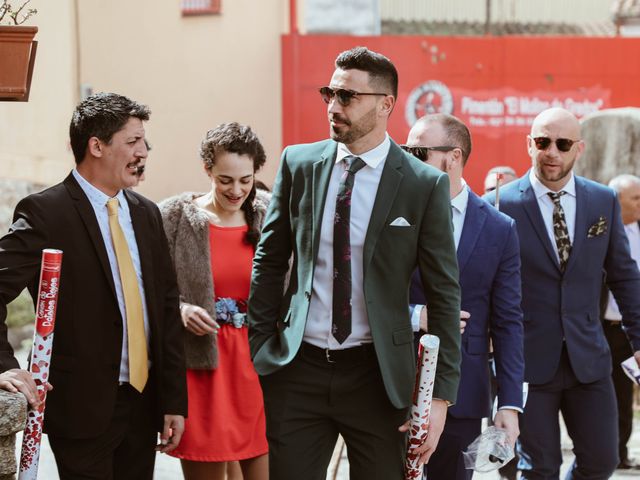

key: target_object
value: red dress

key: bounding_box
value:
[169,224,268,461]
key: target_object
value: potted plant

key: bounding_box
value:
[0,0,38,101]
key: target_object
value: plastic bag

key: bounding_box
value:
[462,426,514,472]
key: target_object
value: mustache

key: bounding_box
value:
[330,114,351,126]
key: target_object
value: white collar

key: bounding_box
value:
[72,168,128,212]
[451,178,469,214]
[335,133,391,170]
[529,169,576,200]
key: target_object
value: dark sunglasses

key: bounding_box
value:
[319,86,388,107]
[400,145,458,162]
[530,136,581,153]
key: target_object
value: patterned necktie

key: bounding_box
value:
[107,198,148,392]
[547,191,572,272]
[332,155,367,344]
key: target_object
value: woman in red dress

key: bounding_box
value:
[159,122,269,480]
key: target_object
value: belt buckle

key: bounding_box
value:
[325,348,335,364]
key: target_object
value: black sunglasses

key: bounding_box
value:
[530,136,581,153]
[319,86,388,107]
[400,145,458,162]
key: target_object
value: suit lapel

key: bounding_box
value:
[63,174,117,300]
[457,191,487,274]
[363,142,403,276]
[564,177,588,274]
[311,142,337,265]
[125,190,157,322]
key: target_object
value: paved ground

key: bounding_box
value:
[11,347,640,478]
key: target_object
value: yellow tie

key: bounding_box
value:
[106,198,148,392]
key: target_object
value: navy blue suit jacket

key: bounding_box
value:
[410,190,524,418]
[485,173,640,385]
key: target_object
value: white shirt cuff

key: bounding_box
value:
[411,304,424,332]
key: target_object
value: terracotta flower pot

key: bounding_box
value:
[0,25,38,102]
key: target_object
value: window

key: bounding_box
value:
[181,0,221,16]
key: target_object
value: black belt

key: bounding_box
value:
[603,319,622,327]
[299,342,375,365]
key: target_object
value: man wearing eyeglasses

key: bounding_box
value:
[485,107,640,479]
[248,46,461,479]
[404,114,524,480]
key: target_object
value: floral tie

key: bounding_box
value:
[548,191,572,272]
[332,155,367,344]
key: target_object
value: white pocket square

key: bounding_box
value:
[389,217,411,227]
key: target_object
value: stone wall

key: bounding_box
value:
[0,180,42,477]
[0,178,46,235]
[0,391,27,480]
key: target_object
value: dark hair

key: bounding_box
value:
[420,113,472,165]
[69,92,150,164]
[200,122,267,249]
[335,46,398,98]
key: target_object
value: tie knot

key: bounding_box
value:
[344,156,366,175]
[106,198,119,217]
[547,191,566,205]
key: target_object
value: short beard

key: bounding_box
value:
[330,106,377,146]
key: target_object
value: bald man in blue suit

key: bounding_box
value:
[485,107,640,480]
[405,113,524,480]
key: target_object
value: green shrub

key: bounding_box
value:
[6,289,35,328]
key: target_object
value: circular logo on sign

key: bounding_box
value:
[405,80,454,127]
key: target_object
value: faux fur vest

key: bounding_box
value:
[158,189,270,369]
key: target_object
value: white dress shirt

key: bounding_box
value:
[303,135,390,349]
[605,222,640,321]
[529,170,577,264]
[72,169,151,383]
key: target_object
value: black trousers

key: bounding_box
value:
[603,319,635,463]
[519,346,618,480]
[48,383,157,480]
[259,342,409,480]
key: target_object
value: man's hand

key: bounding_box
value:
[0,368,51,408]
[634,350,640,368]
[398,398,448,466]
[493,409,520,448]
[460,310,470,334]
[180,304,219,336]
[156,414,185,453]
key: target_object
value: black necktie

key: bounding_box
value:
[332,155,367,344]
[547,191,571,271]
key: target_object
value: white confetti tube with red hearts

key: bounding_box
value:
[18,249,63,480]
[405,334,440,480]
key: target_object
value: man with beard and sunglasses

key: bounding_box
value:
[484,107,640,479]
[404,114,524,480]
[248,46,461,479]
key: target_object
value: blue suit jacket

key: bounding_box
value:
[485,173,640,385]
[410,190,524,418]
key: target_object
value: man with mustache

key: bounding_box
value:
[0,93,187,479]
[485,107,640,479]
[249,46,461,479]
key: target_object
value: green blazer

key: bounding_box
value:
[248,139,461,408]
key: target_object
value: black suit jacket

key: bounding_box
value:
[0,173,187,439]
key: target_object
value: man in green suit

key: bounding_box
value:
[248,46,461,480]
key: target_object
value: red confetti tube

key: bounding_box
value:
[18,249,63,480]
[405,334,440,480]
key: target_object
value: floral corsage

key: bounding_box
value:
[215,297,248,328]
